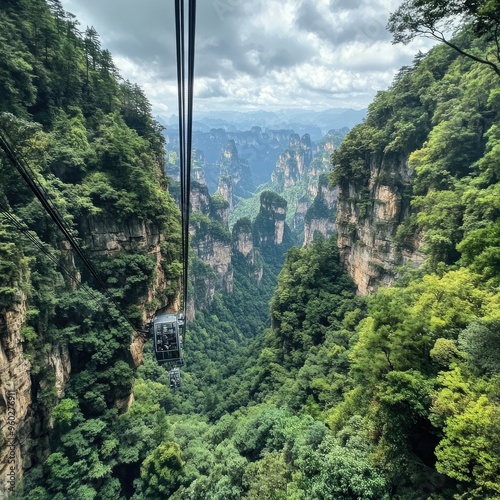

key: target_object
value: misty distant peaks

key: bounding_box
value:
[158,107,366,139]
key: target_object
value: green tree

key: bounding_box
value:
[140,442,185,498]
[388,0,500,77]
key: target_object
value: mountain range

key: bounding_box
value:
[157,107,366,140]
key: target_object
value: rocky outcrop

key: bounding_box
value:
[217,175,233,212]
[190,209,233,294]
[190,181,211,216]
[219,140,255,200]
[232,218,263,285]
[291,197,309,236]
[49,344,71,398]
[271,134,313,192]
[192,149,206,184]
[0,213,171,493]
[252,191,294,255]
[254,191,287,246]
[336,156,424,295]
[83,216,170,364]
[83,217,162,255]
[263,131,342,245]
[303,174,338,247]
[0,296,33,496]
[192,234,233,294]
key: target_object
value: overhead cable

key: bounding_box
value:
[0,131,141,335]
[174,0,197,319]
[0,205,102,304]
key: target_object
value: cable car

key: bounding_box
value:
[147,313,184,365]
[169,367,181,389]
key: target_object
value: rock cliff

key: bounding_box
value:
[219,140,255,200]
[0,211,174,493]
[217,175,233,212]
[271,134,313,192]
[190,181,211,216]
[303,174,338,247]
[335,155,424,295]
[82,216,170,365]
[0,295,35,497]
[190,228,233,294]
[253,191,294,254]
[190,175,234,299]
[232,218,263,285]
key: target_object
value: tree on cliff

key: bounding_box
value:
[388,0,500,77]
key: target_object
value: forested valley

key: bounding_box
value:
[0,0,499,499]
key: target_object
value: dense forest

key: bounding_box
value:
[0,0,500,499]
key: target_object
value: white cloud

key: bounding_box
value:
[61,0,437,116]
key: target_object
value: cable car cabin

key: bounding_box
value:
[151,313,183,365]
[169,368,181,389]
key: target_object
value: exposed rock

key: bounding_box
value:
[0,296,33,495]
[291,197,309,236]
[192,236,233,293]
[253,191,294,254]
[255,192,287,246]
[234,231,253,257]
[192,149,207,184]
[191,181,211,216]
[271,134,313,192]
[83,215,172,391]
[304,175,338,247]
[191,267,216,315]
[232,218,263,285]
[216,175,233,212]
[83,217,161,254]
[219,140,255,199]
[115,393,134,413]
[49,344,71,398]
[213,198,230,228]
[130,335,145,368]
[336,156,424,295]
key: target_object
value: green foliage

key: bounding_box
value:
[458,320,500,375]
[0,220,30,306]
[140,442,185,498]
[435,394,500,496]
[0,2,181,498]
[190,211,231,245]
[388,0,500,78]
[4,2,500,499]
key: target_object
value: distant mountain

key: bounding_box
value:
[159,107,366,140]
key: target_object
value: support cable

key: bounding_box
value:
[0,131,142,335]
[0,205,102,305]
[174,0,196,321]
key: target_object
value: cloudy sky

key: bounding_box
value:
[61,0,434,117]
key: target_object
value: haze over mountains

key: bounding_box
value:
[158,107,367,140]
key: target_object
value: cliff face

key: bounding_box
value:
[217,175,233,212]
[336,156,424,295]
[232,219,263,285]
[83,216,168,366]
[258,130,343,245]
[252,191,294,255]
[0,210,174,493]
[191,233,233,294]
[0,295,34,497]
[303,175,338,247]
[190,181,211,216]
[291,197,309,235]
[271,134,313,192]
[219,140,255,200]
[190,174,234,298]
[255,193,287,246]
[84,217,162,254]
